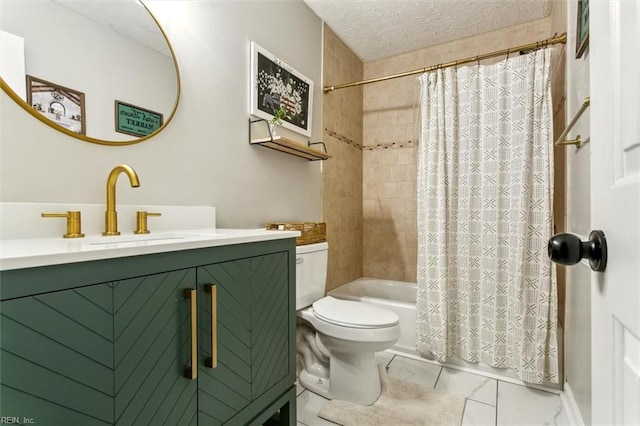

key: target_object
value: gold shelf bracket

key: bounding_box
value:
[248,118,331,161]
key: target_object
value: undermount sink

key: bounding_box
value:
[75,231,226,248]
[84,235,185,246]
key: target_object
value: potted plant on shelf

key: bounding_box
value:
[269,106,289,137]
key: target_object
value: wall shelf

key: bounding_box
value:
[249,118,331,161]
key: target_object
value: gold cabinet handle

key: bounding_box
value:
[134,211,161,234]
[41,211,85,238]
[204,284,217,368]
[183,289,197,380]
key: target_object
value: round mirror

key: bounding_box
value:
[0,0,180,145]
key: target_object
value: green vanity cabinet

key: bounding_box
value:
[1,281,118,425]
[0,238,296,425]
[0,268,196,425]
[113,269,198,425]
[197,251,291,425]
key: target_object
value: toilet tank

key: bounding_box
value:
[295,242,328,310]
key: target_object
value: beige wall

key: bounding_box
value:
[1,1,323,229]
[562,0,592,423]
[322,25,364,291]
[362,18,553,283]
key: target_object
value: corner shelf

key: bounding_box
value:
[249,118,331,161]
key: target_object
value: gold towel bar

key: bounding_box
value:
[555,97,590,148]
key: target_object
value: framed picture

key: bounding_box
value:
[575,0,589,59]
[250,42,313,137]
[115,100,163,137]
[26,75,85,134]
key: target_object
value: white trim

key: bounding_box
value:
[560,381,586,426]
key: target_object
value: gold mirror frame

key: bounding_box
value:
[0,1,181,146]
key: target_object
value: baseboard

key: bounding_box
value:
[560,381,586,426]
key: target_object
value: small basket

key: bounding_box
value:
[266,222,326,246]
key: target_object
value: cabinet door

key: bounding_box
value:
[1,283,115,425]
[0,268,198,426]
[197,259,253,425]
[196,252,290,425]
[113,269,197,426]
[249,251,290,399]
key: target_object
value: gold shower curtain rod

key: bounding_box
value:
[323,33,567,93]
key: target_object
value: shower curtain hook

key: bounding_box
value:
[506,48,510,60]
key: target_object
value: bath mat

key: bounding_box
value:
[318,365,465,426]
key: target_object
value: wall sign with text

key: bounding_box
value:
[115,101,163,137]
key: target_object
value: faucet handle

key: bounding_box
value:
[42,211,85,238]
[134,211,161,234]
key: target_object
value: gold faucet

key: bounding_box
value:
[103,164,140,236]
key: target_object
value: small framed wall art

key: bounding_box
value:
[26,75,86,134]
[250,42,313,137]
[575,0,589,59]
[115,100,163,137]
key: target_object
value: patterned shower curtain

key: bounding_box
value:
[416,49,558,384]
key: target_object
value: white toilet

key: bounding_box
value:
[295,242,400,405]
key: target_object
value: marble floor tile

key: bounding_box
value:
[386,354,442,388]
[497,381,568,426]
[435,367,498,406]
[296,354,568,426]
[296,390,339,426]
[462,400,497,426]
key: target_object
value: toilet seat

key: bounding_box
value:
[298,297,401,343]
[312,296,399,328]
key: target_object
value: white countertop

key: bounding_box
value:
[0,228,300,271]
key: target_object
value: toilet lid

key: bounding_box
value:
[312,296,399,328]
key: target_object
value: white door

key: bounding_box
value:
[590,0,640,424]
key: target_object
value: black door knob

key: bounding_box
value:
[547,230,607,272]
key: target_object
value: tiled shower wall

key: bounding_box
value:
[362,18,555,283]
[322,25,364,292]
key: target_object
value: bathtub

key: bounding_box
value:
[328,277,564,389]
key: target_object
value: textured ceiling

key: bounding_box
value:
[303,0,552,62]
